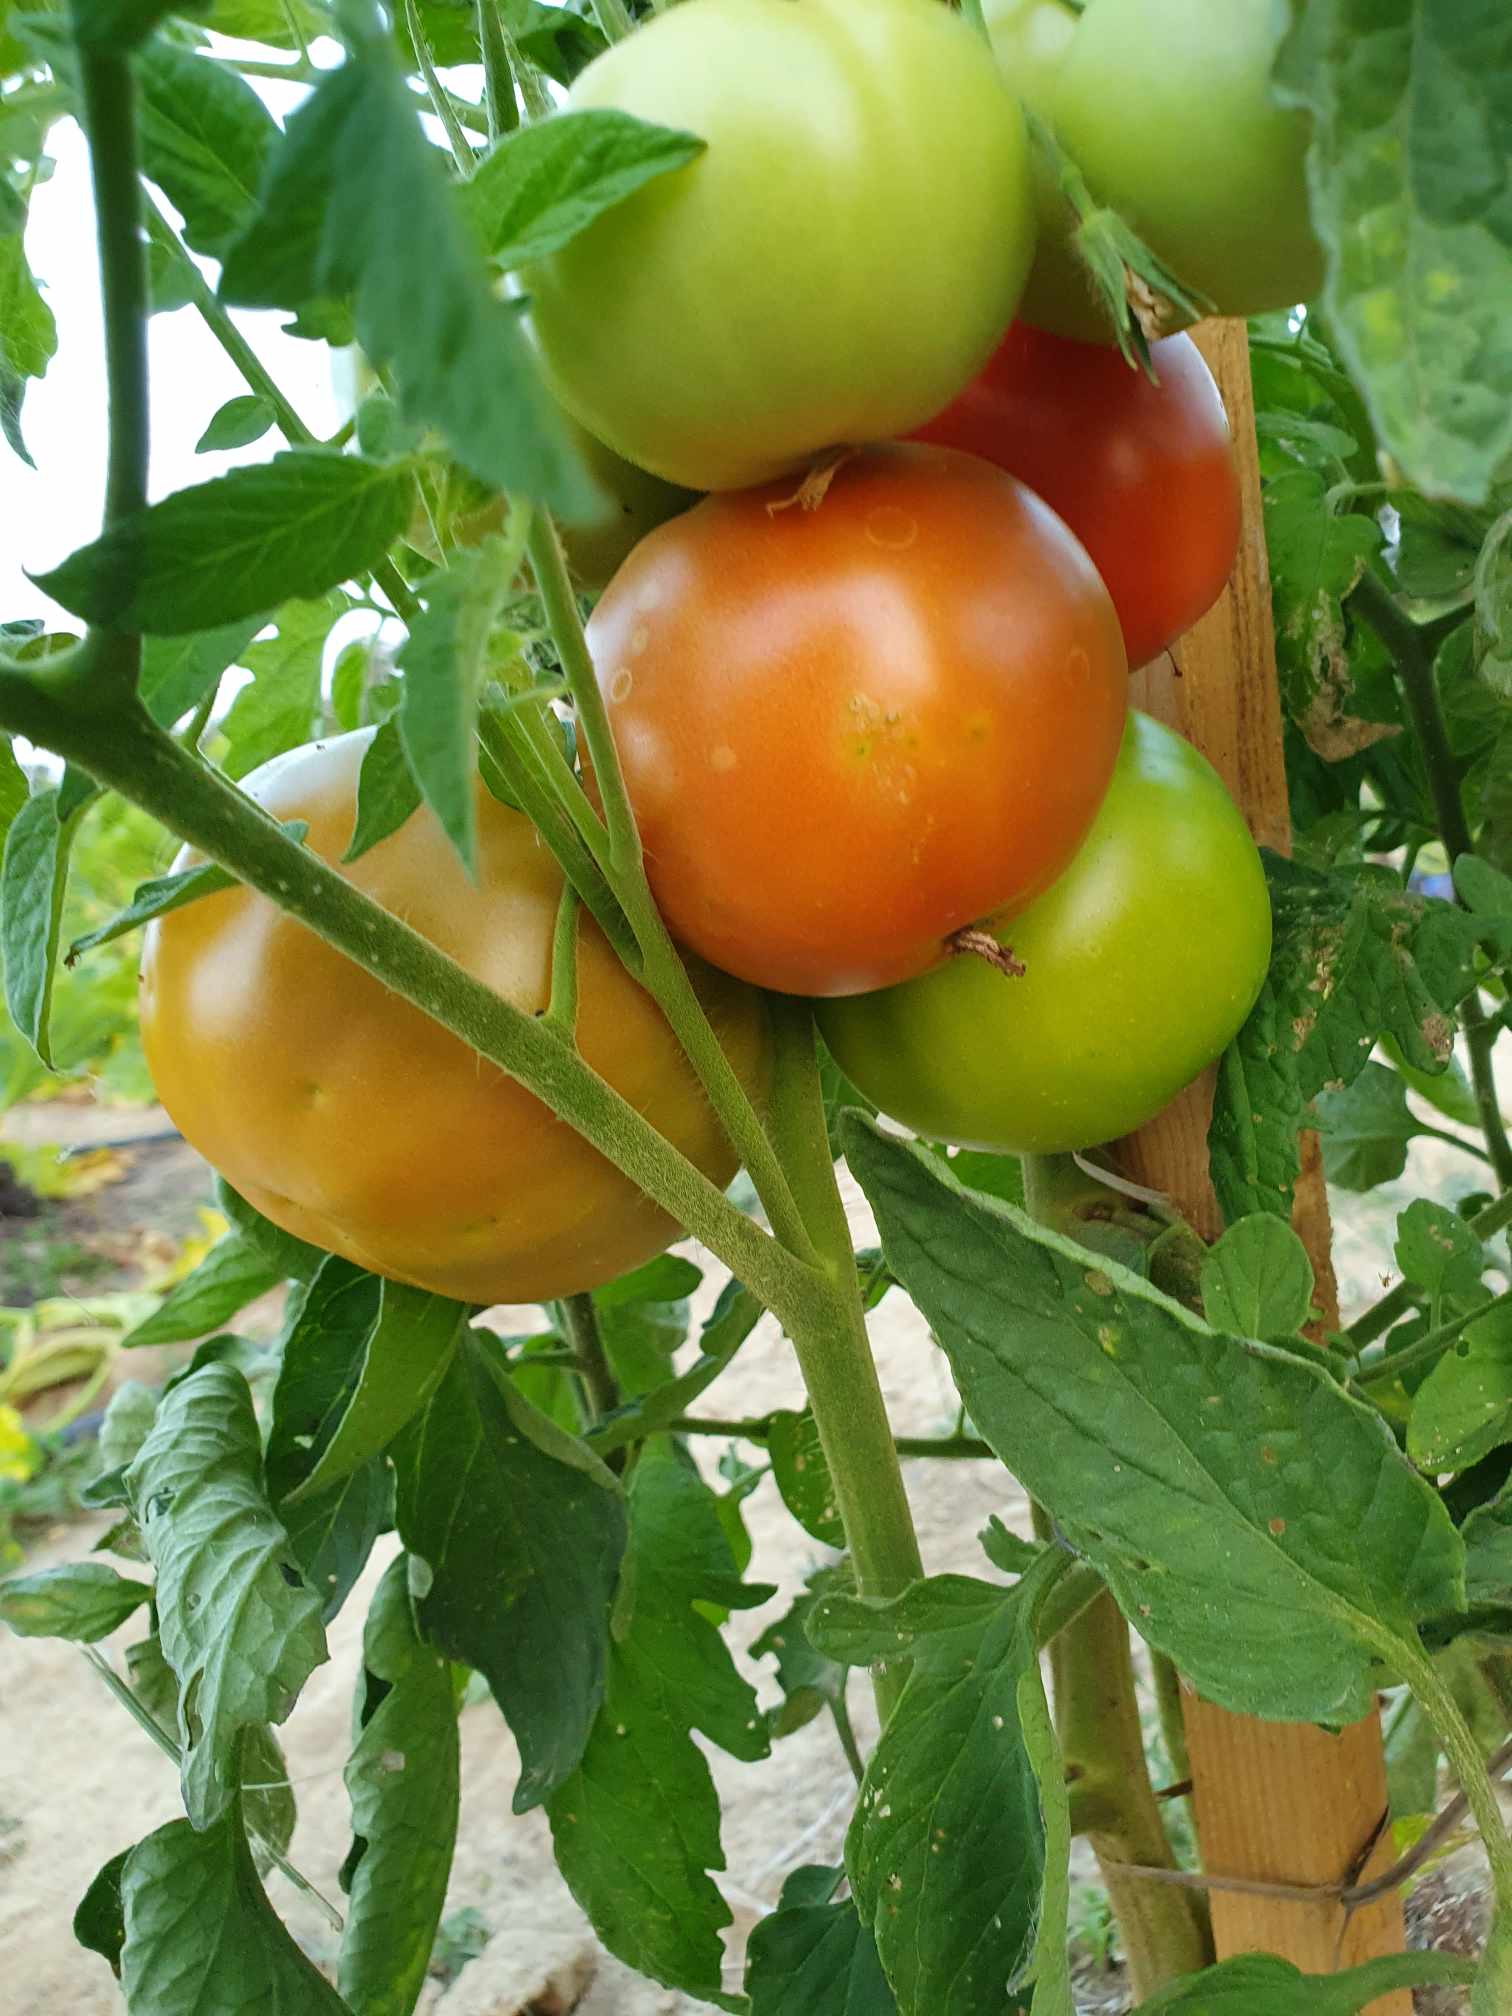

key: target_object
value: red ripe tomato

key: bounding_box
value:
[910,324,1241,670]
[588,443,1128,997]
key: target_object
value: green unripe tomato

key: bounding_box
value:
[982,0,1111,344]
[525,0,1035,492]
[559,424,699,592]
[1050,0,1323,322]
[818,713,1272,1154]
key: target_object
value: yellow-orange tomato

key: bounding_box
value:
[588,443,1128,997]
[139,731,770,1305]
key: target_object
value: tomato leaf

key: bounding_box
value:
[195,394,275,454]
[1276,1,1512,505]
[845,1553,1071,2016]
[73,1848,129,1978]
[121,1229,283,1349]
[463,108,704,270]
[124,1363,328,1829]
[1395,1199,1490,1310]
[808,1575,1010,1671]
[393,1334,628,1811]
[545,1441,768,2008]
[218,43,597,517]
[285,1279,467,1504]
[0,735,27,844]
[751,1583,846,1740]
[33,453,411,635]
[395,533,520,874]
[1209,855,1487,1222]
[140,615,264,729]
[132,41,278,257]
[214,1177,330,1283]
[117,1807,352,2014]
[343,714,420,862]
[1,784,84,1067]
[746,1866,897,2016]
[1198,1215,1315,1342]
[844,1116,1464,1724]
[1408,1298,1512,1474]
[1133,1949,1477,2013]
[219,595,346,778]
[0,194,57,467]
[338,1556,460,2016]
[401,0,604,77]
[67,820,308,964]
[1309,1060,1420,1190]
[767,1408,845,1550]
[1463,1475,1512,1605]
[264,1259,392,1622]
[1261,466,1391,761]
[0,1560,152,1641]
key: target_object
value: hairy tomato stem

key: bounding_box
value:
[524,508,817,1262]
[0,671,821,1336]
[762,1000,924,1722]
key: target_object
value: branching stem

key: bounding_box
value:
[1351,569,1512,1192]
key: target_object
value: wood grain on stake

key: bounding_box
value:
[1116,318,1409,2010]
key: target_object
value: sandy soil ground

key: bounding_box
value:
[2,1038,1506,2013]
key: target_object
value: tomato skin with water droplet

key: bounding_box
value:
[818,712,1272,1151]
[139,730,771,1305]
[911,325,1242,670]
[589,443,1128,998]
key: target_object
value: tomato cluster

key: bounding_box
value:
[143,0,1291,1303]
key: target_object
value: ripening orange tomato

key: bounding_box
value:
[588,443,1128,996]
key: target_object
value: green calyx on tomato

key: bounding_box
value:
[526,0,1035,492]
[817,712,1272,1155]
[588,442,1128,999]
[139,730,772,1306]
[910,323,1241,670]
[987,0,1323,340]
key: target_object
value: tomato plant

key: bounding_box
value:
[141,729,770,1305]
[410,419,696,591]
[2,5,1512,2016]
[819,712,1271,1152]
[588,441,1128,995]
[911,323,1241,669]
[1052,0,1323,325]
[525,0,1036,491]
[987,0,1323,339]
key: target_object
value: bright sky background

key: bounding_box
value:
[0,61,373,637]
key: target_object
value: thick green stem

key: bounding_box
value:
[1351,569,1512,1192]
[524,509,814,1260]
[1151,1650,1192,1789]
[475,0,518,139]
[1347,1187,1512,1345]
[763,999,924,1720]
[1023,1165,1213,1996]
[557,1290,620,1423]
[404,0,475,171]
[1048,1590,1212,1993]
[72,14,146,696]
[0,675,817,1334]
[503,20,553,121]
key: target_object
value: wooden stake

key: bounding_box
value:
[1114,318,1410,2012]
